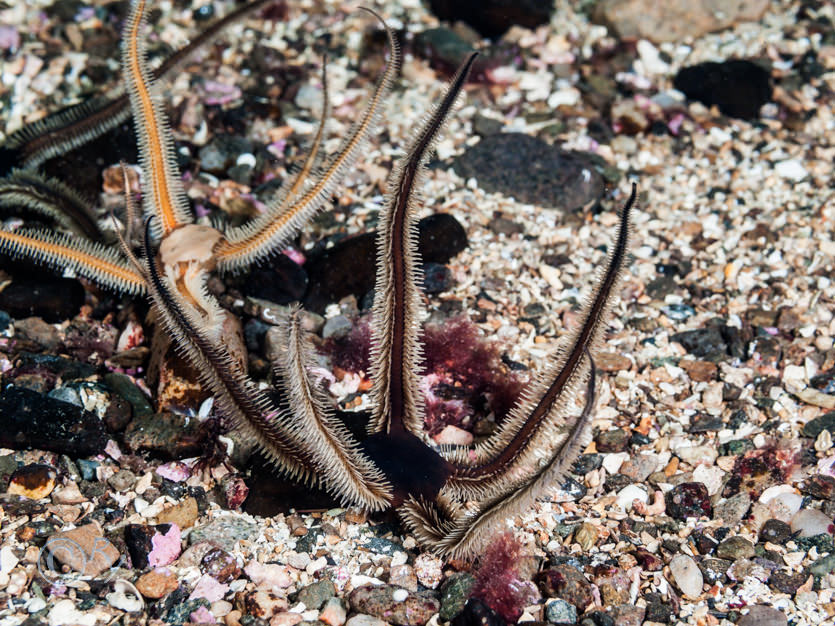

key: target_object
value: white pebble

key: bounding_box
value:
[391,588,408,602]
[774,159,808,181]
[669,554,703,599]
[692,465,725,496]
[106,579,144,613]
[0,546,19,574]
[601,452,629,474]
[791,508,833,537]
[236,153,256,168]
[616,485,648,511]
[49,599,97,626]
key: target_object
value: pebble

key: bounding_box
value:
[428,0,554,38]
[802,412,835,438]
[801,474,835,500]
[669,554,703,599]
[713,492,751,525]
[345,615,387,626]
[451,134,604,211]
[320,597,348,626]
[389,564,418,592]
[545,599,577,625]
[790,508,834,537]
[774,160,808,181]
[615,484,648,511]
[596,428,630,452]
[48,599,97,626]
[665,482,712,520]
[106,579,144,612]
[136,568,179,599]
[413,553,443,589]
[438,572,475,621]
[715,536,755,560]
[738,605,788,626]
[348,585,440,626]
[7,464,56,499]
[618,454,657,482]
[0,386,107,457]
[674,60,773,119]
[244,560,293,591]
[592,0,768,43]
[156,496,199,529]
[433,424,474,445]
[189,517,258,551]
[535,565,593,611]
[189,573,229,602]
[323,315,353,340]
[297,580,336,610]
[44,522,120,576]
[107,469,136,492]
[200,547,241,583]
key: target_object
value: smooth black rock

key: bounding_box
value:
[429,0,554,39]
[0,276,85,323]
[451,598,506,626]
[423,262,454,294]
[573,454,602,475]
[241,253,308,305]
[673,60,772,120]
[0,386,107,457]
[451,134,604,210]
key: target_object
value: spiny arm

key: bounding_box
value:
[122,0,193,236]
[272,306,393,510]
[0,227,145,294]
[367,53,478,436]
[401,186,636,558]
[216,9,401,272]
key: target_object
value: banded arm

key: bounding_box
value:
[0,170,103,240]
[215,8,402,272]
[0,227,145,294]
[122,0,193,237]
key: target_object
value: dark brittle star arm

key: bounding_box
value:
[0,0,279,172]
[270,306,393,509]
[367,52,478,436]
[141,217,317,485]
[400,186,636,558]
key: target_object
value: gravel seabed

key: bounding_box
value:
[1,1,834,625]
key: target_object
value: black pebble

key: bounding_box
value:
[673,60,772,120]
